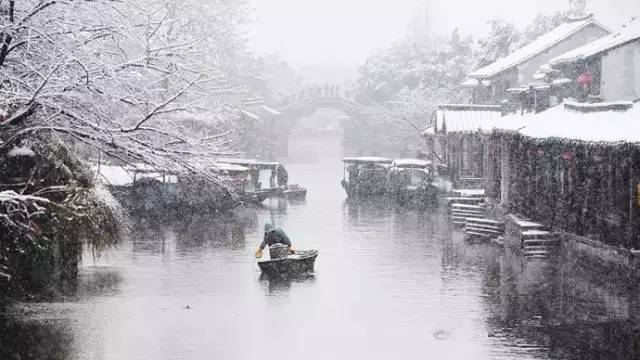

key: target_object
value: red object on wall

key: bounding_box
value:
[562,151,574,161]
[577,72,592,87]
[29,220,41,234]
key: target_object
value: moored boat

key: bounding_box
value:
[341,157,392,198]
[216,159,307,202]
[283,184,307,200]
[257,250,318,277]
[387,158,439,207]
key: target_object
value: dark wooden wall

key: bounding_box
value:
[490,132,640,249]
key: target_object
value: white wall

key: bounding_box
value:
[601,40,640,101]
[516,23,610,86]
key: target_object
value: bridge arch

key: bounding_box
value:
[272,96,370,157]
[277,96,367,119]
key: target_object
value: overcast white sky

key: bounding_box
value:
[248,0,640,69]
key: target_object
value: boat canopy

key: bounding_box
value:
[342,157,393,164]
[121,163,180,175]
[216,158,281,169]
[211,163,250,173]
[392,159,432,168]
[94,164,179,186]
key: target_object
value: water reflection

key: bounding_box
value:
[76,266,123,298]
[287,198,307,206]
[127,207,259,255]
[260,198,291,216]
[2,163,640,359]
[482,247,640,359]
[0,317,74,360]
[259,273,317,296]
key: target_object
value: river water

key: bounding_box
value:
[1,157,640,359]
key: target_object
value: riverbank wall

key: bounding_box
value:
[501,212,640,279]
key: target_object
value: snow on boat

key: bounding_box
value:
[283,184,307,200]
[341,157,392,197]
[216,159,306,202]
[257,250,318,277]
[387,159,439,207]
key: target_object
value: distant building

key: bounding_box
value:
[549,17,640,102]
[463,15,610,105]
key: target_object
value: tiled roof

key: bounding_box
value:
[427,104,503,134]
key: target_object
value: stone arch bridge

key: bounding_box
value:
[271,96,371,156]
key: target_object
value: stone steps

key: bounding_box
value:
[445,197,484,206]
[447,192,496,242]
[464,217,505,242]
[520,228,560,259]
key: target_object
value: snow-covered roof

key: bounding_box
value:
[468,17,608,79]
[507,87,528,93]
[494,101,640,142]
[217,158,280,168]
[392,159,432,168]
[92,165,178,186]
[211,163,250,172]
[94,165,135,186]
[550,17,640,65]
[461,78,479,88]
[7,146,35,157]
[552,78,573,85]
[452,189,485,197]
[342,157,392,164]
[240,110,260,121]
[427,104,503,134]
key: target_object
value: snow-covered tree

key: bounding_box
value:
[0,0,258,179]
[475,1,589,69]
[569,0,588,17]
[0,0,259,299]
[474,19,522,69]
[352,30,474,154]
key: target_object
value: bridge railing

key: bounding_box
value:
[280,84,356,105]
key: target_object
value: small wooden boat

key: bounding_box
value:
[215,159,308,202]
[387,159,439,208]
[254,188,279,202]
[237,188,280,204]
[283,184,307,200]
[259,185,307,201]
[341,157,392,198]
[258,250,318,277]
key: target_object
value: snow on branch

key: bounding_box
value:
[0,0,256,182]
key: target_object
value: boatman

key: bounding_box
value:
[276,165,288,187]
[255,223,294,258]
